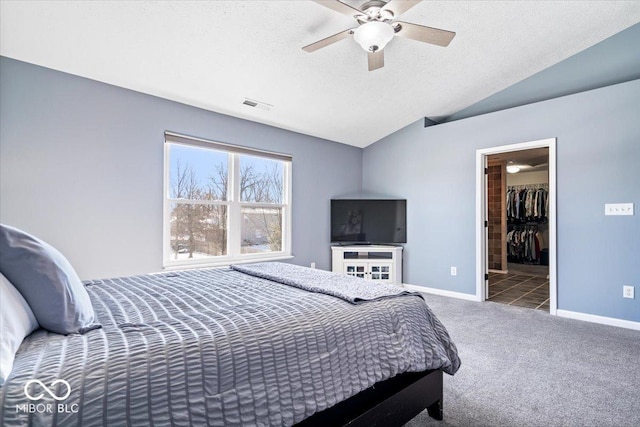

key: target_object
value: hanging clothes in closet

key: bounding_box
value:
[506,184,549,223]
[506,184,548,265]
[506,224,544,264]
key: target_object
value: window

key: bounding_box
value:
[164,132,291,267]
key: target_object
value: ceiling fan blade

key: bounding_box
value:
[368,50,384,71]
[312,1,365,18]
[302,28,355,53]
[381,0,422,18]
[394,21,456,47]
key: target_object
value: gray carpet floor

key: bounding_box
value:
[405,294,640,427]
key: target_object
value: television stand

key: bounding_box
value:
[331,245,403,286]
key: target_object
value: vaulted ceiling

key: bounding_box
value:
[2,1,640,147]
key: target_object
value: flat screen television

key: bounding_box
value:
[331,199,407,244]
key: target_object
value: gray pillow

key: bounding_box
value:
[0,224,100,335]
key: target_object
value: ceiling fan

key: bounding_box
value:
[302,0,456,71]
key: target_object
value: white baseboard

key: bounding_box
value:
[403,283,640,331]
[488,269,508,275]
[556,309,640,331]
[403,284,480,302]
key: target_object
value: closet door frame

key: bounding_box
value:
[475,138,557,315]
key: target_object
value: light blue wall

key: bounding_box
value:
[2,56,638,323]
[363,79,640,322]
[443,22,640,122]
[0,57,362,279]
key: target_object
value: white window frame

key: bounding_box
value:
[163,131,292,269]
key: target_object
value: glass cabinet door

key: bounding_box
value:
[344,262,367,279]
[369,263,392,282]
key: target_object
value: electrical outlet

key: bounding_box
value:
[623,286,634,299]
[310,262,316,269]
[450,267,457,276]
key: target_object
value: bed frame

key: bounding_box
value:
[296,369,443,426]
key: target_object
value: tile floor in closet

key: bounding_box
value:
[487,264,549,311]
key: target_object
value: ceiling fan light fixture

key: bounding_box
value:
[353,21,394,52]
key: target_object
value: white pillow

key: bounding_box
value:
[0,272,39,384]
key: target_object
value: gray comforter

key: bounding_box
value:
[0,265,460,426]
[230,262,415,303]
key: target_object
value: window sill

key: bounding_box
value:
[162,254,294,271]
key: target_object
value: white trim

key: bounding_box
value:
[403,284,640,331]
[476,138,557,315]
[556,309,640,331]
[404,282,640,331]
[403,284,480,302]
[283,161,292,257]
[229,152,241,257]
[163,255,295,271]
[162,142,171,267]
[488,269,508,274]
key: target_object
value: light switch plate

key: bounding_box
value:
[605,203,634,216]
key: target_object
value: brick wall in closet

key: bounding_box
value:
[487,162,506,271]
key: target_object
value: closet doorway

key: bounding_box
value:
[475,138,557,315]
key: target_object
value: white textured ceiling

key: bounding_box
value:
[2,1,640,148]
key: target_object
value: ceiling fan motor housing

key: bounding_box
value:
[357,0,395,23]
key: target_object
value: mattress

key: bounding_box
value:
[0,266,460,426]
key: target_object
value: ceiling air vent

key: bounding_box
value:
[242,98,272,111]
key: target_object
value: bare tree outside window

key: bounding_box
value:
[167,145,286,262]
[169,150,229,260]
[171,159,208,259]
[239,156,284,254]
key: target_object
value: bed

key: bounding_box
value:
[0,262,460,426]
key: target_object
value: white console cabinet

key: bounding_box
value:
[331,245,403,286]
